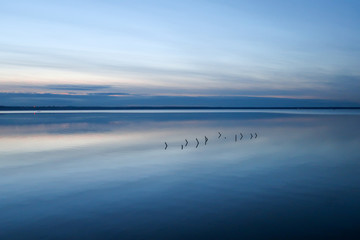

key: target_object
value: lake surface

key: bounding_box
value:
[1,110,360,239]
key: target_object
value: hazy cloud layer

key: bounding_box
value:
[44,84,111,91]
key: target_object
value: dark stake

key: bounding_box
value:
[218,132,222,138]
[181,145,183,150]
[165,142,168,150]
[185,139,188,146]
[240,133,243,140]
[255,133,258,138]
[235,134,237,142]
[196,138,199,148]
[250,133,253,139]
[205,136,208,145]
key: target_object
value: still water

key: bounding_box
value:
[1,110,360,239]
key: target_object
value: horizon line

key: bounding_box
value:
[1,106,360,110]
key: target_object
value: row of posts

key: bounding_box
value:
[165,132,258,150]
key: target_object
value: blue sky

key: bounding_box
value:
[1,0,360,106]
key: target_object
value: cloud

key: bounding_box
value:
[44,84,111,91]
[88,92,131,96]
[1,42,360,103]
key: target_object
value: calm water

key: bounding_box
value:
[1,110,360,239]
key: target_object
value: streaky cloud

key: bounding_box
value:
[44,84,111,91]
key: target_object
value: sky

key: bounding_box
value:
[1,0,360,106]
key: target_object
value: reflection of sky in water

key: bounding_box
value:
[1,111,360,239]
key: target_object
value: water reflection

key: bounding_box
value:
[0,111,360,239]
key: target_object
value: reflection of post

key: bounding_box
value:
[235,134,237,142]
[240,133,243,140]
[165,142,168,150]
[205,136,208,145]
[218,132,222,138]
[181,145,183,150]
[196,138,199,148]
[185,139,188,146]
[250,133,253,139]
[255,133,258,138]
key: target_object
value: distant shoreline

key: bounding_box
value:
[1,106,360,111]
